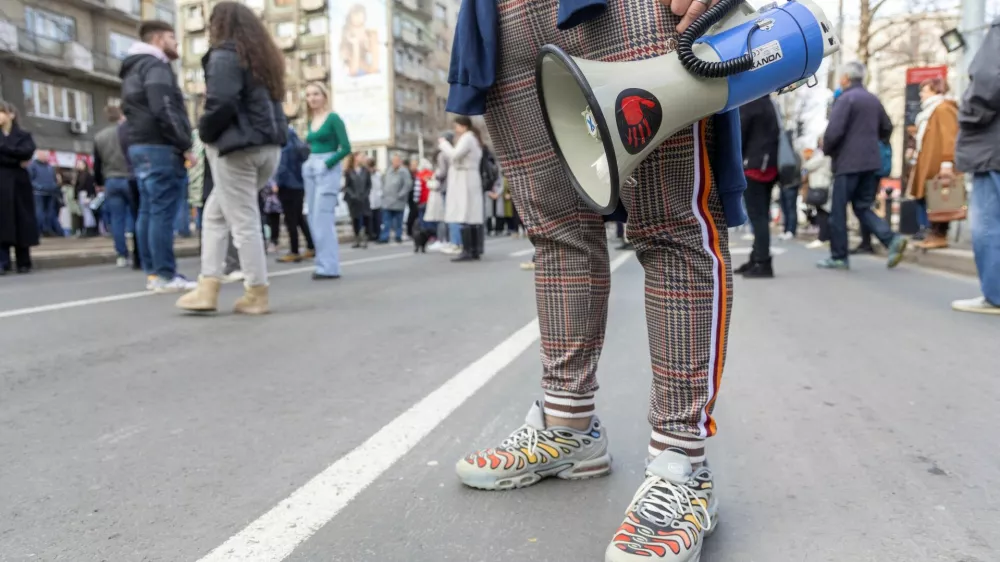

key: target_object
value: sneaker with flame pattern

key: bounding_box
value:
[605,451,717,562]
[455,401,611,490]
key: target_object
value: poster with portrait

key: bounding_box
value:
[329,0,391,145]
[902,66,948,190]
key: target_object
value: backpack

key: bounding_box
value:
[480,147,500,191]
[878,141,892,178]
[777,129,801,188]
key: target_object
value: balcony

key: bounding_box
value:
[395,29,431,52]
[186,81,206,95]
[396,65,435,84]
[184,16,206,33]
[0,24,123,85]
[394,100,427,115]
[302,65,328,82]
[275,36,296,51]
[395,0,431,18]
[301,0,327,12]
[57,0,142,24]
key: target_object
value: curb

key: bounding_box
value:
[796,232,977,277]
[31,231,359,270]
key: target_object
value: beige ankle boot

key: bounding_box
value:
[176,277,221,312]
[233,284,269,315]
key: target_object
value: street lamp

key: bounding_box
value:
[940,28,966,53]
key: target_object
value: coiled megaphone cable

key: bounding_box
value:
[677,0,762,78]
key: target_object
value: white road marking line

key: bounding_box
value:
[0,253,413,320]
[508,248,535,258]
[729,247,786,256]
[195,251,635,562]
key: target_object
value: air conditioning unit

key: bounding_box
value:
[69,121,89,135]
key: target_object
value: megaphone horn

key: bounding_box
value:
[535,0,840,215]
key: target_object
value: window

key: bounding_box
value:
[109,32,137,60]
[304,52,326,67]
[22,80,93,123]
[244,0,265,11]
[184,5,204,20]
[274,0,295,6]
[188,35,208,55]
[275,22,296,37]
[184,68,205,83]
[25,7,75,41]
[305,16,327,36]
[107,97,122,108]
[434,2,447,21]
[154,3,175,23]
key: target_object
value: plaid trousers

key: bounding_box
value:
[483,0,734,445]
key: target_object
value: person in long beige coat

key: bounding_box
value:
[438,116,483,261]
[906,77,959,249]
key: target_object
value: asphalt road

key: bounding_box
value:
[1,235,997,562]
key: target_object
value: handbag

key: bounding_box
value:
[804,186,829,207]
[925,175,967,223]
[89,192,106,212]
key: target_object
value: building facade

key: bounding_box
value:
[0,0,175,165]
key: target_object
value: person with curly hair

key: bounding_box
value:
[176,0,287,315]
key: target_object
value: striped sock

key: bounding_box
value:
[542,390,596,419]
[649,431,706,466]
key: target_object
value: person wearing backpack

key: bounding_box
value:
[438,116,484,262]
[737,94,780,279]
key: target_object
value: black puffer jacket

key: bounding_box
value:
[119,53,192,153]
[198,42,287,156]
[739,96,780,172]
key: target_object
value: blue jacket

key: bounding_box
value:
[28,160,60,194]
[823,83,893,175]
[445,0,747,227]
[274,127,307,190]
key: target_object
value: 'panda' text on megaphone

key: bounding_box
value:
[536,0,840,214]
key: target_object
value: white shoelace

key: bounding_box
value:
[628,475,712,532]
[500,424,540,457]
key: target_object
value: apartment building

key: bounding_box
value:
[176,0,331,129]
[0,0,174,164]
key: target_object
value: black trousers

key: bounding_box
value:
[266,213,281,245]
[406,199,419,237]
[277,188,313,255]
[744,178,774,262]
[128,178,141,269]
[816,208,830,242]
[368,209,382,240]
[0,243,31,270]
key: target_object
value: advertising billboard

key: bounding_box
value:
[330,0,391,145]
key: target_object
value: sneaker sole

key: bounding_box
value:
[604,507,719,562]
[952,304,1000,315]
[457,452,613,491]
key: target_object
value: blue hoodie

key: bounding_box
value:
[273,127,307,190]
[28,160,60,194]
[445,0,747,227]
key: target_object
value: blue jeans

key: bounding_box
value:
[303,153,341,276]
[129,145,185,279]
[830,172,895,261]
[449,222,462,245]
[779,185,799,235]
[175,176,192,236]
[34,192,62,236]
[914,198,929,230]
[379,210,404,242]
[104,178,132,258]
[971,172,1000,305]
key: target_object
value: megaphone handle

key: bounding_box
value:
[677,0,761,78]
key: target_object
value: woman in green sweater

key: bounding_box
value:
[303,82,351,279]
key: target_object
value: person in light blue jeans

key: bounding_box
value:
[303,153,342,277]
[104,177,132,259]
[963,173,1000,307]
[129,145,192,288]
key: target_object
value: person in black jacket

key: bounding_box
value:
[176,1,287,316]
[0,101,39,274]
[738,95,780,279]
[344,153,372,249]
[120,20,196,292]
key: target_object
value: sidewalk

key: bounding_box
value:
[794,228,978,276]
[29,225,358,270]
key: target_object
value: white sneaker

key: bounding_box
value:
[146,275,158,291]
[428,241,444,252]
[778,232,794,241]
[951,296,1000,315]
[116,257,129,268]
[153,275,198,293]
[223,270,245,284]
[740,233,754,241]
[444,244,462,255]
[805,239,828,249]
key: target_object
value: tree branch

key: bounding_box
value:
[870,0,892,16]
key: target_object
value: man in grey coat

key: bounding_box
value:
[820,61,907,270]
[951,19,1000,314]
[379,153,412,244]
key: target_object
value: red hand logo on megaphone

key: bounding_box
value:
[615,89,663,155]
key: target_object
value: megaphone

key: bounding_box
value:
[536,0,840,214]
